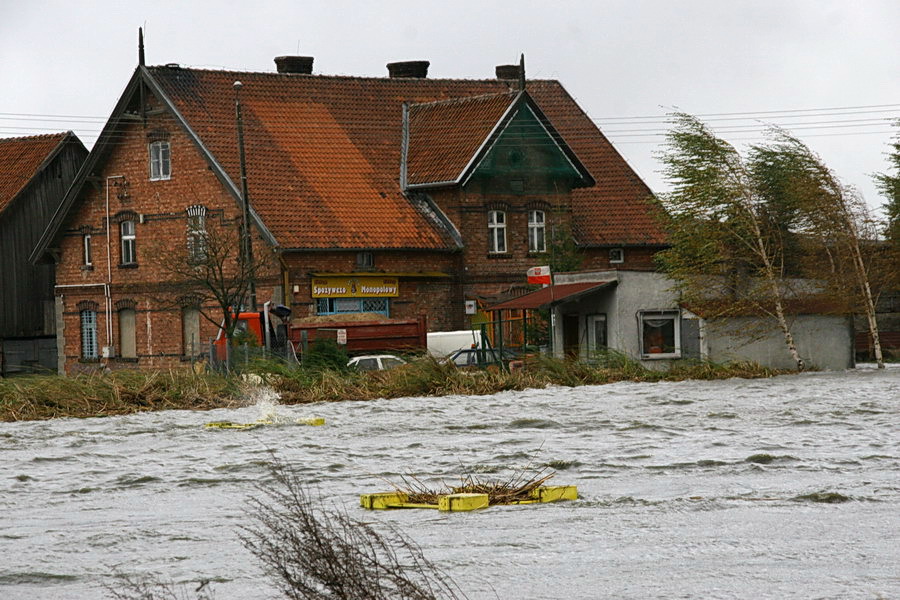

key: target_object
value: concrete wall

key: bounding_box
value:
[703,315,854,370]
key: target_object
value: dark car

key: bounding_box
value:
[446,347,518,369]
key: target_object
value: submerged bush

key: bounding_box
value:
[241,460,467,600]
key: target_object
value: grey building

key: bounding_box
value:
[0,132,87,374]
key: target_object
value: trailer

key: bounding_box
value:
[213,305,427,362]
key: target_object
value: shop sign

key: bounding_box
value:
[311,276,399,298]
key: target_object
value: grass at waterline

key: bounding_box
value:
[0,370,240,422]
[265,353,787,403]
[0,354,787,422]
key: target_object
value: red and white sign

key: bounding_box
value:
[527,265,552,285]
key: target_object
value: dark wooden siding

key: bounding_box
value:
[0,139,87,339]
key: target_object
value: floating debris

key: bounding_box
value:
[204,417,325,430]
[361,466,577,511]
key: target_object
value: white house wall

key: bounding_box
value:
[551,270,854,371]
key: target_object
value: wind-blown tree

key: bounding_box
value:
[656,113,806,370]
[148,214,275,370]
[874,125,900,277]
[751,130,885,368]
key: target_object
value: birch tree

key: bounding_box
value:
[753,131,885,368]
[656,113,806,370]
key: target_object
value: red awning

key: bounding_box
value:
[487,281,616,311]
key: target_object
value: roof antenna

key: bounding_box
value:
[518,53,526,91]
[138,27,145,67]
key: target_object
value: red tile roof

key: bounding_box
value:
[407,93,516,186]
[0,132,69,215]
[148,67,666,250]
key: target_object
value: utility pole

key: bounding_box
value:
[234,80,257,310]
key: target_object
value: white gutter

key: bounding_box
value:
[263,300,272,351]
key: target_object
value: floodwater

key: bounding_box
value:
[1,368,898,599]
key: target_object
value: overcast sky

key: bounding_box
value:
[2,0,898,216]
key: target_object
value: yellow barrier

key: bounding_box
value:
[360,485,577,512]
[438,493,489,512]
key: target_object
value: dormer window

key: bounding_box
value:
[149,141,170,180]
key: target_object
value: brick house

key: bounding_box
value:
[33,43,666,374]
[0,132,87,374]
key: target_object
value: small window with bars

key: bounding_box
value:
[80,309,98,359]
[315,297,389,316]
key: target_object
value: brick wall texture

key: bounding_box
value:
[54,90,663,373]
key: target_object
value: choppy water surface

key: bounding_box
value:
[1,369,898,599]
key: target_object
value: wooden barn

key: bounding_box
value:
[0,132,87,374]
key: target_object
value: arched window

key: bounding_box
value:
[118,308,136,358]
[528,210,546,253]
[186,205,208,263]
[120,220,136,265]
[488,210,507,254]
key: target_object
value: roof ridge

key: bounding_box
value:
[408,91,518,110]
[0,131,70,144]
[146,64,559,84]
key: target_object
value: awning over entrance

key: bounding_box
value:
[487,281,616,311]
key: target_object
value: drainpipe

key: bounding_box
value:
[263,300,271,352]
[105,175,125,349]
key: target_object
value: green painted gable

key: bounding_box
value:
[467,104,584,195]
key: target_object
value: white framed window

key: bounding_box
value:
[186,205,208,263]
[120,220,136,265]
[80,310,98,359]
[118,308,136,359]
[149,141,171,181]
[82,233,92,266]
[639,310,681,359]
[609,248,624,264]
[528,210,546,253]
[587,314,607,353]
[488,210,507,254]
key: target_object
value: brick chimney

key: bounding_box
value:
[274,56,314,74]
[387,61,429,78]
[495,64,520,80]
